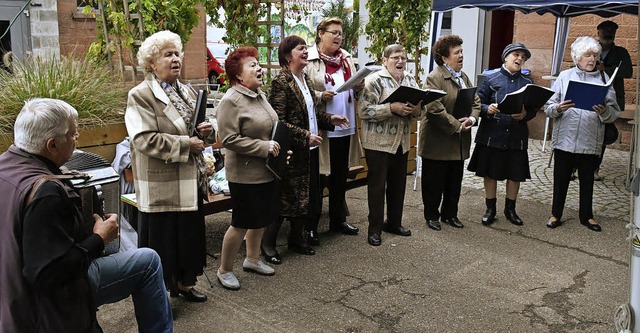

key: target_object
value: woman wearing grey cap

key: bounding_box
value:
[544,36,620,232]
[468,42,537,226]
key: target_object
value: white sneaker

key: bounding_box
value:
[216,269,240,290]
[242,258,275,276]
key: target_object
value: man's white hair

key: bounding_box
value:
[14,98,78,155]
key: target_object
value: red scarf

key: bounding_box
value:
[318,47,353,101]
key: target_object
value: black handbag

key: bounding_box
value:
[604,122,619,145]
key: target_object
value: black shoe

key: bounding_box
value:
[427,219,442,231]
[287,243,315,255]
[482,209,496,226]
[178,287,207,302]
[580,219,602,232]
[262,249,282,265]
[368,233,381,246]
[441,217,464,228]
[546,217,561,228]
[329,222,359,235]
[382,222,412,236]
[306,230,320,245]
[504,199,523,226]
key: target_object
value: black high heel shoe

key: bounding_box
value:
[287,243,315,255]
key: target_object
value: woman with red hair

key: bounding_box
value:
[215,47,282,290]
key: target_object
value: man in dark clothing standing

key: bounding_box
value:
[0,98,173,333]
[593,20,633,180]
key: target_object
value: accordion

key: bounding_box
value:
[63,150,121,255]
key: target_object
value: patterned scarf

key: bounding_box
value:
[318,47,353,102]
[444,64,466,89]
[160,81,210,198]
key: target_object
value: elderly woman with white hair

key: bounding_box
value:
[544,36,620,232]
[125,30,216,301]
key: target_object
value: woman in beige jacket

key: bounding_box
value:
[358,44,421,247]
[125,31,216,302]
[304,17,363,243]
[215,47,282,290]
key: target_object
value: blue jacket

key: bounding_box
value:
[475,67,537,151]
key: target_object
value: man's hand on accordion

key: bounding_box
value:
[93,213,119,246]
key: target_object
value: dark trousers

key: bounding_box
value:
[305,148,322,231]
[421,159,464,221]
[364,147,408,236]
[328,136,351,227]
[552,149,599,222]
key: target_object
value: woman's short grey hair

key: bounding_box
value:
[14,98,78,155]
[571,36,601,65]
[137,30,183,74]
[383,44,406,58]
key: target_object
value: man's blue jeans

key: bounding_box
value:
[88,248,173,333]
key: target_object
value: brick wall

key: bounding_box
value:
[514,12,638,151]
[55,1,206,82]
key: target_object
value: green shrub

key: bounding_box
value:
[0,54,127,134]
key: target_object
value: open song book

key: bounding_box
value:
[381,86,447,106]
[497,84,554,115]
[564,66,618,111]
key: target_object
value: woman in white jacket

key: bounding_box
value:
[544,36,620,231]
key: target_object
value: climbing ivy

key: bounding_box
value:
[205,0,268,48]
[364,0,430,74]
[86,0,202,72]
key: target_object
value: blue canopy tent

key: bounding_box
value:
[431,1,638,76]
[431,1,638,331]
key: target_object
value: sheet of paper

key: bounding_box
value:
[335,65,383,93]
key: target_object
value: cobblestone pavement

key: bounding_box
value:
[458,128,634,220]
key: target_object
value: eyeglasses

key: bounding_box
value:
[324,30,343,37]
[388,56,407,62]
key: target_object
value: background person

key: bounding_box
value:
[468,43,537,226]
[0,98,172,333]
[420,35,481,232]
[268,35,350,257]
[358,44,420,246]
[216,46,279,289]
[544,36,620,232]
[592,20,633,180]
[125,30,215,302]
[304,17,363,243]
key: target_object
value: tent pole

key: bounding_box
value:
[631,7,640,333]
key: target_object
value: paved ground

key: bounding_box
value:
[97,131,635,333]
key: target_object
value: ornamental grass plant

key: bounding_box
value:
[0,53,127,135]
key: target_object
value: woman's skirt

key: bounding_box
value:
[228,180,280,229]
[138,202,206,293]
[468,145,531,181]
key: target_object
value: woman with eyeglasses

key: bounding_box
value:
[419,35,480,232]
[303,17,363,245]
[358,44,421,246]
[544,36,620,232]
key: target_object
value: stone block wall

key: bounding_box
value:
[29,0,62,57]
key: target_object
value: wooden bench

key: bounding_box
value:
[121,192,233,215]
[122,165,365,217]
